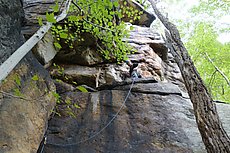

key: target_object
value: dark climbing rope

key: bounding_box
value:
[39,74,138,151]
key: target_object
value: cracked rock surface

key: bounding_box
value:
[43,24,207,153]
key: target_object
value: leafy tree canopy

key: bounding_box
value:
[185,22,230,102]
[160,0,230,102]
[154,0,230,102]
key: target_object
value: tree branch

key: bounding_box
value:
[204,52,230,86]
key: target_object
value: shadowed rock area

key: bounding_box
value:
[0,0,55,152]
[44,82,205,153]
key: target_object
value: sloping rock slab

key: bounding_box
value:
[216,103,230,137]
[43,83,206,153]
[114,82,182,95]
[0,53,56,153]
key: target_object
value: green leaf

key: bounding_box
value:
[52,2,59,13]
[15,75,21,86]
[76,86,88,93]
[57,25,62,30]
[59,32,68,39]
[113,1,119,7]
[73,103,81,109]
[37,17,43,26]
[54,42,62,49]
[46,12,56,23]
[14,88,23,97]
[31,74,39,81]
[65,98,72,105]
[130,26,134,31]
[108,22,113,26]
[52,91,61,104]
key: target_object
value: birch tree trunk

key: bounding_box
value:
[148,0,230,152]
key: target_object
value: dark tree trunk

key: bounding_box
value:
[148,0,230,152]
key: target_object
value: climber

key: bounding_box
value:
[125,60,141,79]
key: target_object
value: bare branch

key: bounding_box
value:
[204,52,230,86]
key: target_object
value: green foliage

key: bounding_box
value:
[31,74,39,81]
[53,63,64,76]
[190,0,230,16]
[121,2,143,22]
[37,16,43,26]
[14,75,21,86]
[13,88,23,97]
[52,90,82,118]
[189,0,230,35]
[52,91,61,104]
[46,0,140,62]
[51,63,88,117]
[162,0,230,103]
[185,22,230,102]
[46,12,57,23]
[64,97,82,118]
[76,85,88,93]
[135,0,150,10]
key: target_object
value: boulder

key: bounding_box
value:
[43,82,206,153]
[0,0,25,64]
[32,31,57,66]
[0,1,55,152]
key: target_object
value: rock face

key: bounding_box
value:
[51,26,168,88]
[43,82,205,153]
[0,1,55,153]
[43,24,208,152]
[216,103,230,136]
[8,1,229,153]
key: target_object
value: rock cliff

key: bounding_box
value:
[1,1,230,153]
[41,24,209,153]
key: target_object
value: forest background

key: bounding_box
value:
[150,0,230,102]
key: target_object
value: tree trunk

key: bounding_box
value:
[148,0,230,152]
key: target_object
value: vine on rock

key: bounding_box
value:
[44,0,142,62]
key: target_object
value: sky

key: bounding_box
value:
[217,15,230,43]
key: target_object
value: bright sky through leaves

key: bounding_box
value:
[156,0,230,44]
